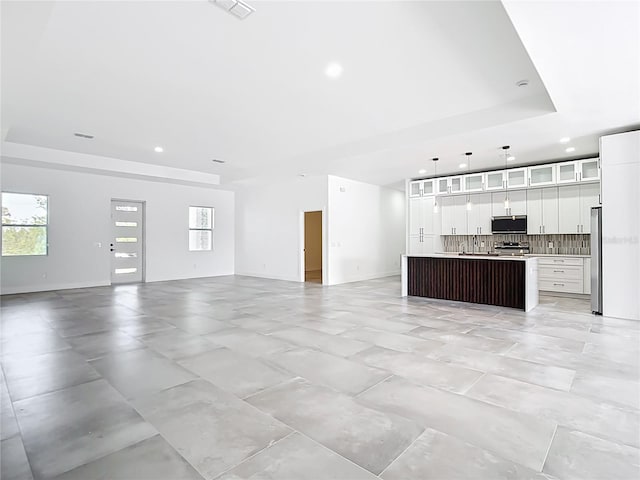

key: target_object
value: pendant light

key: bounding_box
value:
[465,152,473,211]
[432,157,439,213]
[502,146,510,211]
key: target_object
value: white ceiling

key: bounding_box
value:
[2,1,638,189]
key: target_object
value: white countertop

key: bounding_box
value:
[404,253,533,262]
[526,254,590,258]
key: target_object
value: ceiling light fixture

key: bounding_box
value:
[210,0,255,19]
[507,155,515,161]
[465,152,473,211]
[74,132,94,139]
[459,163,467,169]
[502,146,511,210]
[325,62,343,79]
[432,158,439,213]
[154,146,164,153]
[560,137,571,144]
[418,169,427,175]
[565,147,576,153]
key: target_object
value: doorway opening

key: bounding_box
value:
[110,199,145,284]
[304,211,323,283]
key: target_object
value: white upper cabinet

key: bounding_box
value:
[579,183,600,233]
[409,179,436,197]
[527,187,559,234]
[506,168,528,189]
[463,173,485,192]
[492,189,526,217]
[485,171,506,191]
[579,158,600,182]
[408,196,427,235]
[441,195,467,235]
[556,162,579,184]
[437,176,463,194]
[528,164,556,187]
[466,193,492,235]
[558,184,598,233]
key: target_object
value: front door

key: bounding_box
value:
[110,200,144,284]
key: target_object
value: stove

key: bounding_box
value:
[494,241,530,255]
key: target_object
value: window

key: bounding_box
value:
[189,206,213,251]
[2,192,48,256]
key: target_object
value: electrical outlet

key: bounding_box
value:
[548,241,553,248]
[480,241,485,247]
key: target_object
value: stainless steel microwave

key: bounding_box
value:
[491,216,527,234]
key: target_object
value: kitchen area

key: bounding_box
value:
[402,153,601,313]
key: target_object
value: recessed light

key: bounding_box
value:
[418,169,427,175]
[211,159,226,164]
[154,146,164,153]
[507,156,515,161]
[325,62,343,79]
[565,147,576,153]
[560,137,571,144]
[74,132,94,139]
[516,79,529,87]
[459,163,467,169]
[298,173,307,177]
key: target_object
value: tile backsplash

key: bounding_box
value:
[442,234,591,255]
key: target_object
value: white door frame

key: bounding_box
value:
[110,198,146,284]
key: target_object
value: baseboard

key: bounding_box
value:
[1,280,110,296]
[327,270,400,286]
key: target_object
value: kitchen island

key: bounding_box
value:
[401,254,538,312]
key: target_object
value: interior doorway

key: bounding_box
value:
[110,199,145,284]
[304,211,323,283]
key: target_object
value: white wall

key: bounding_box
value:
[1,162,234,294]
[600,130,640,320]
[326,175,405,285]
[235,175,328,281]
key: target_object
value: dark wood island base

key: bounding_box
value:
[401,254,538,312]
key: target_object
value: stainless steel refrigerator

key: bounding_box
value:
[591,207,603,314]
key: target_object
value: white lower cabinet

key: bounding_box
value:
[408,234,438,255]
[537,256,590,294]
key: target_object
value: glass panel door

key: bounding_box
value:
[111,200,144,284]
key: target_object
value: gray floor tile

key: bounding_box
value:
[543,427,640,480]
[570,371,640,409]
[341,327,444,354]
[246,378,424,475]
[89,348,196,400]
[140,329,219,359]
[53,434,204,480]
[117,317,177,337]
[467,326,585,352]
[411,331,516,354]
[1,435,34,480]
[267,347,389,395]
[1,377,20,441]
[467,373,640,448]
[1,330,71,358]
[381,428,552,480]
[14,379,156,479]
[351,346,483,393]
[270,326,371,357]
[164,315,230,335]
[357,376,556,471]
[3,350,101,401]
[205,327,294,357]
[217,432,378,480]
[66,330,143,360]
[177,348,293,398]
[428,343,577,391]
[132,379,291,480]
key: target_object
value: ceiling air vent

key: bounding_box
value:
[74,132,94,139]
[211,0,255,20]
[211,159,226,164]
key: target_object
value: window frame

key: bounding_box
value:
[188,205,214,252]
[1,191,50,257]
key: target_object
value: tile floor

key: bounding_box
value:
[1,275,639,480]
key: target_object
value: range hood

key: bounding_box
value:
[491,216,527,234]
